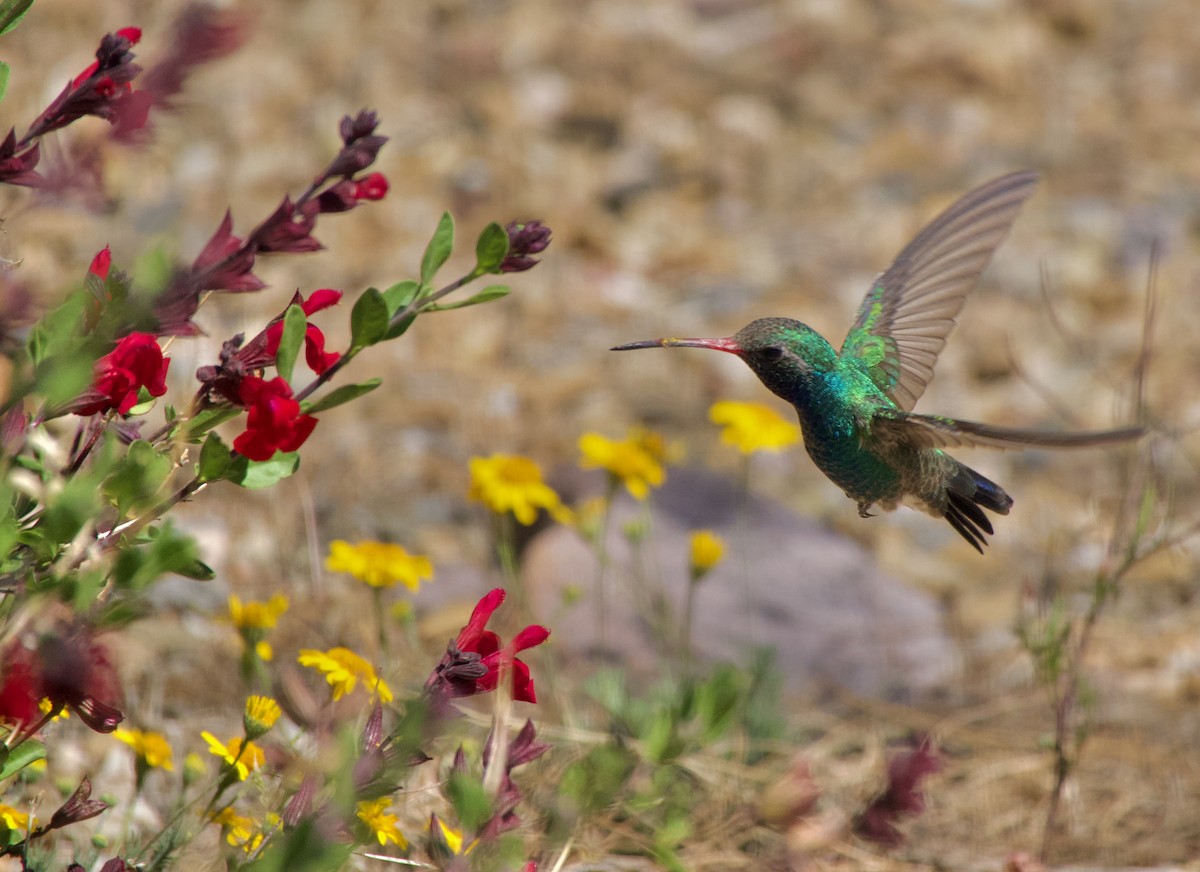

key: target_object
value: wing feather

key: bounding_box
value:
[873,410,1145,451]
[841,171,1041,411]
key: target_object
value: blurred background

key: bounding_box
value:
[3,0,1200,864]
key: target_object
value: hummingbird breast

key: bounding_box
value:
[790,369,905,509]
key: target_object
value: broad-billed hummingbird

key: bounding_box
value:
[613,172,1143,551]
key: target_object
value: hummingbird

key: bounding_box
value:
[613,171,1143,552]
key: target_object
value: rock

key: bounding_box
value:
[521,467,957,698]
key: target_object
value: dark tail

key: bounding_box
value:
[944,463,1013,553]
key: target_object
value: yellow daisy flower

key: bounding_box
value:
[708,400,801,455]
[468,453,572,525]
[212,808,276,852]
[201,732,265,781]
[688,530,726,578]
[356,797,407,848]
[325,539,433,590]
[114,728,175,771]
[228,594,289,630]
[0,803,33,833]
[578,431,666,500]
[243,695,282,740]
[297,647,393,702]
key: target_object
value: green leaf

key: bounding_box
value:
[275,304,307,383]
[381,279,421,313]
[561,744,636,817]
[420,212,455,287]
[473,222,509,275]
[230,451,300,489]
[111,521,205,591]
[102,440,172,516]
[198,431,233,483]
[423,284,510,312]
[0,739,45,781]
[301,379,381,415]
[133,244,174,293]
[446,770,492,831]
[349,287,388,350]
[0,0,34,36]
[182,407,241,443]
[0,61,9,104]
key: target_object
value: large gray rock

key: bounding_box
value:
[521,467,957,698]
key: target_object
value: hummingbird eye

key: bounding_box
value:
[759,346,784,361]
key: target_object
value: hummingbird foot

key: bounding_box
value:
[857,502,875,519]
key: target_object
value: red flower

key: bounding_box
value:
[88,245,112,279]
[232,375,317,461]
[1,627,125,735]
[499,221,551,273]
[353,172,388,201]
[0,644,41,726]
[264,288,343,375]
[75,332,170,416]
[26,29,145,142]
[854,734,943,847]
[37,628,125,733]
[425,588,550,704]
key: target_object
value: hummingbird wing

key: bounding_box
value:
[872,409,1144,451]
[840,171,1041,412]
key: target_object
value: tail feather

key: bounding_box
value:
[944,463,1012,553]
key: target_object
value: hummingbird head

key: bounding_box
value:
[611,317,837,404]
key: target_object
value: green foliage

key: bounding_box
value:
[228,451,301,489]
[421,212,455,288]
[0,739,45,781]
[0,0,33,36]
[446,769,492,832]
[473,222,509,275]
[301,378,381,414]
[349,286,388,351]
[274,304,307,383]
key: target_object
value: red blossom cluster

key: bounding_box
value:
[231,376,317,461]
[0,625,124,736]
[73,331,170,417]
[425,588,550,704]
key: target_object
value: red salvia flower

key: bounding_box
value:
[232,375,317,461]
[353,172,389,201]
[88,245,112,279]
[263,288,343,375]
[0,129,44,188]
[0,644,42,726]
[854,733,943,847]
[25,29,146,142]
[499,221,551,273]
[36,626,125,733]
[425,588,550,704]
[74,332,170,416]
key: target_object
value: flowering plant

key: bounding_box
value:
[0,9,553,869]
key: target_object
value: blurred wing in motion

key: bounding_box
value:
[841,171,1041,411]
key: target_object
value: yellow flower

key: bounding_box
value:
[38,697,68,721]
[297,647,393,702]
[255,640,274,661]
[212,808,276,852]
[356,797,408,848]
[201,732,265,781]
[688,530,726,578]
[243,695,282,740]
[468,453,572,525]
[114,728,175,771]
[708,400,801,455]
[228,593,289,630]
[432,814,477,855]
[578,431,666,500]
[0,803,33,833]
[325,539,433,590]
